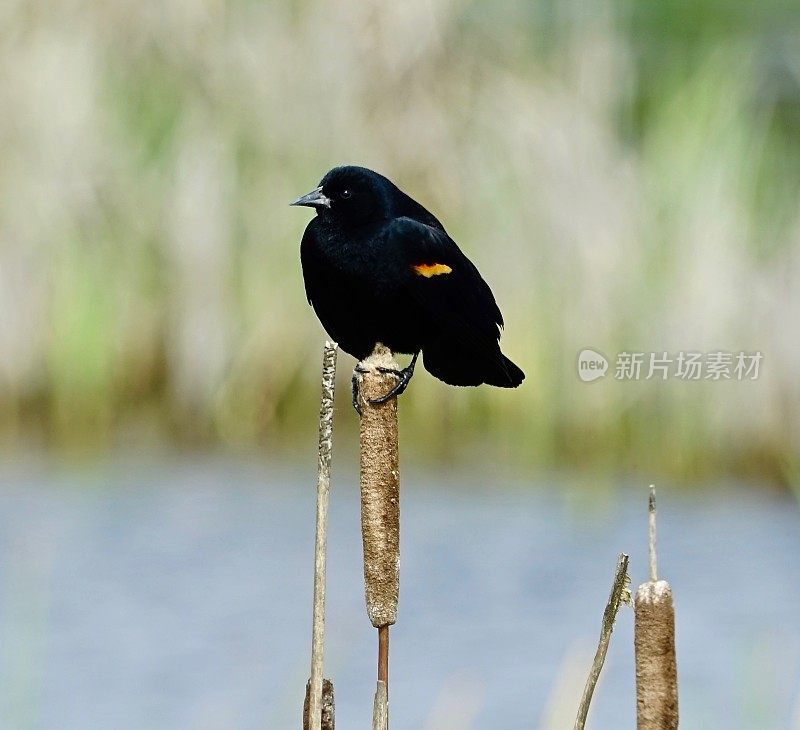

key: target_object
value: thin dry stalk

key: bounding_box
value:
[307,341,337,729]
[574,553,631,730]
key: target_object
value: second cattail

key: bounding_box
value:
[634,486,678,729]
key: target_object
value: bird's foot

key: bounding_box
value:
[351,352,419,412]
[369,352,419,405]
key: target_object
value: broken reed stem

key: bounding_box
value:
[574,553,631,730]
[307,341,337,730]
[635,486,678,729]
[356,343,400,730]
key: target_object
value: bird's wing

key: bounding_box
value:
[386,217,505,347]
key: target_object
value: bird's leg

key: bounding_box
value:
[369,351,420,404]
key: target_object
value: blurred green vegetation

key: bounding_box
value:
[0,0,798,486]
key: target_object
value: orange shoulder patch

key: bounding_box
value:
[412,263,453,278]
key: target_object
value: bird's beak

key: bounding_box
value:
[290,186,331,209]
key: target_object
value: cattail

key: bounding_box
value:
[356,343,401,730]
[634,486,678,729]
[356,344,400,629]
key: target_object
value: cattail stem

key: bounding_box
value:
[648,485,657,582]
[574,553,631,730]
[372,680,389,730]
[356,343,401,729]
[306,341,337,729]
[378,625,389,684]
[635,486,678,729]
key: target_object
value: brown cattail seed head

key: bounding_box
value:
[634,580,678,729]
[357,345,400,628]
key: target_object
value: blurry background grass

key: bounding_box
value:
[0,0,798,486]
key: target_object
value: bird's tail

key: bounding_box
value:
[483,354,525,388]
[423,342,525,388]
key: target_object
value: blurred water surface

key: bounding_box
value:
[0,458,797,729]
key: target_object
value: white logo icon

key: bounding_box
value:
[578,349,608,382]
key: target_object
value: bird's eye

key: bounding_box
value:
[340,189,352,200]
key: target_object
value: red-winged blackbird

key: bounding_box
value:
[292,166,524,408]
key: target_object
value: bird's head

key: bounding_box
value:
[291,166,394,227]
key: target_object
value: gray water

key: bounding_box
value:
[0,458,798,729]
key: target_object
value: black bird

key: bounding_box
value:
[292,166,524,409]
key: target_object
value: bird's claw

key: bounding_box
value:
[351,352,419,413]
[369,351,419,405]
[368,365,415,404]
